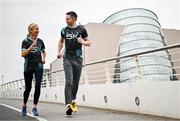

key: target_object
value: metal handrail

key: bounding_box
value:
[0,43,180,87]
[84,43,180,66]
[31,43,180,76]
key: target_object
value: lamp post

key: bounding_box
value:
[1,74,4,92]
[1,74,4,85]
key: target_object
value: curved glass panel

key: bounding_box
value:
[103,8,173,82]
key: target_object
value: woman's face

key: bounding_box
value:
[30,25,39,37]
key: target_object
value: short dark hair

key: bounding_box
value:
[66,11,77,20]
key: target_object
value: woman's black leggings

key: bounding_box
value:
[23,69,43,105]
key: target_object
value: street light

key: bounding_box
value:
[1,74,4,85]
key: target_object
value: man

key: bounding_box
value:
[21,23,46,116]
[57,11,92,115]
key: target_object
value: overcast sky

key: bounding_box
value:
[0,0,180,84]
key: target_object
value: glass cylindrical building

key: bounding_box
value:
[103,8,173,82]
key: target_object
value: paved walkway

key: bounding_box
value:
[0,99,179,121]
[0,104,38,121]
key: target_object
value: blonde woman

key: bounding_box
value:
[21,23,46,116]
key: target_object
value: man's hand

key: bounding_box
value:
[57,53,63,59]
[42,59,45,64]
[77,36,85,45]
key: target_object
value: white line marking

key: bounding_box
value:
[0,102,48,121]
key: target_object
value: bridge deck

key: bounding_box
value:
[0,104,38,121]
[0,99,178,121]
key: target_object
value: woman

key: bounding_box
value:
[21,23,46,116]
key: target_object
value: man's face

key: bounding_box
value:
[66,15,76,26]
[30,25,39,37]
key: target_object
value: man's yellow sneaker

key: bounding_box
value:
[71,102,78,113]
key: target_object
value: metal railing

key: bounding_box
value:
[0,43,180,92]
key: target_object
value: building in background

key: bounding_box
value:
[50,8,180,84]
[103,8,175,82]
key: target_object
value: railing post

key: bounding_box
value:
[6,83,8,90]
[1,85,3,92]
[12,82,15,90]
[4,84,6,91]
[45,74,48,88]
[134,56,143,82]
[104,62,111,84]
[16,81,19,90]
[9,83,11,90]
[84,67,89,85]
[4,84,7,91]
[8,83,10,90]
[6,84,8,91]
[46,73,50,88]
[50,73,55,87]
[10,82,12,90]
[0,85,1,92]
[54,72,60,87]
[20,79,24,90]
[49,73,52,87]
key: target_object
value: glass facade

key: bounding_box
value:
[103,8,174,82]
